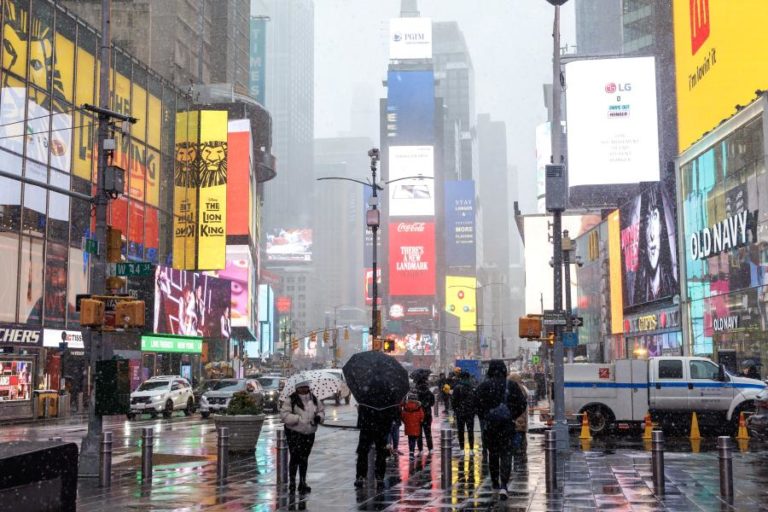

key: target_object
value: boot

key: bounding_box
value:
[298,480,311,493]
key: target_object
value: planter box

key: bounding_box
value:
[213,414,266,452]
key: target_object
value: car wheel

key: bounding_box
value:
[126,413,135,421]
[162,399,174,419]
[583,406,613,436]
[201,411,210,419]
[184,397,194,416]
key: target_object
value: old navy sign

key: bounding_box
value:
[689,210,757,260]
[712,315,739,332]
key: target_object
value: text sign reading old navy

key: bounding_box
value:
[689,210,757,260]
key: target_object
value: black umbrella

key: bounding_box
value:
[342,351,409,409]
[410,368,431,382]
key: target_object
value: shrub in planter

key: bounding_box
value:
[214,391,266,452]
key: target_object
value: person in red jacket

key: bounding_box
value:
[401,393,425,461]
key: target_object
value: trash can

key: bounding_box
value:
[34,390,58,418]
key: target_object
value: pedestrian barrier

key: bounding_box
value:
[578,411,592,441]
[275,429,288,487]
[544,429,557,493]
[689,412,702,441]
[717,436,733,498]
[651,430,665,495]
[141,427,154,482]
[642,412,653,441]
[735,412,750,441]
[99,431,113,488]
[217,426,229,484]
[440,428,452,490]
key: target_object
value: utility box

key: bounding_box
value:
[104,165,125,195]
[545,164,567,211]
[95,360,130,416]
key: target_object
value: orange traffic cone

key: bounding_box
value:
[579,411,593,440]
[736,411,750,441]
[642,412,653,441]
[689,412,702,441]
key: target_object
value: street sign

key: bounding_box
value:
[542,310,567,326]
[571,316,584,328]
[562,331,579,348]
[84,239,98,255]
[115,261,153,277]
[531,355,541,365]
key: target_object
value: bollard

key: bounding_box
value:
[717,436,733,498]
[276,429,289,487]
[217,427,229,483]
[141,427,154,482]
[651,430,665,495]
[440,428,453,489]
[99,431,113,488]
[434,392,440,417]
[545,429,557,493]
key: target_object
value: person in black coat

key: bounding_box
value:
[354,404,400,488]
[452,370,477,455]
[475,360,527,499]
[414,379,435,452]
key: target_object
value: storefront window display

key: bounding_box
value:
[0,359,32,401]
[679,101,768,377]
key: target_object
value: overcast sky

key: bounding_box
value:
[314,0,576,214]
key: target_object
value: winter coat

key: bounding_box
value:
[475,360,527,429]
[401,400,425,436]
[512,381,529,433]
[357,404,400,435]
[451,378,477,417]
[280,392,325,435]
[415,383,435,417]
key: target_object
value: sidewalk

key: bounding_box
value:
[73,410,765,511]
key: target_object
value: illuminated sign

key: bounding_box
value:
[141,334,203,354]
[445,276,477,332]
[388,146,435,217]
[623,308,681,334]
[689,210,757,260]
[389,221,435,296]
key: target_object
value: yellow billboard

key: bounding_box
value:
[196,110,228,270]
[608,211,623,334]
[674,0,768,151]
[445,276,477,332]
[172,111,199,270]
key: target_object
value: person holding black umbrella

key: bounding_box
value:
[354,404,400,488]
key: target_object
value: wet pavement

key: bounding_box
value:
[2,406,768,510]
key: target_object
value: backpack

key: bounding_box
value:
[485,383,512,430]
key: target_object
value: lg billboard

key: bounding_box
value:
[388,146,435,217]
[389,221,435,296]
[565,56,660,187]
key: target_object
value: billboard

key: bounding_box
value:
[227,119,252,237]
[388,146,435,217]
[389,221,435,296]
[386,70,435,145]
[674,0,768,151]
[173,111,199,270]
[153,265,231,338]
[265,228,312,262]
[389,17,432,60]
[257,284,274,355]
[445,276,477,332]
[619,183,679,309]
[565,57,660,187]
[607,211,624,334]
[444,181,476,268]
[207,246,252,329]
[249,17,267,105]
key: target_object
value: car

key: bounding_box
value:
[321,369,351,405]
[257,375,285,412]
[128,376,195,420]
[199,378,264,418]
[192,379,221,411]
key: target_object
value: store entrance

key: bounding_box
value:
[713,330,765,379]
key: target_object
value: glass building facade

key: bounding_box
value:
[679,97,768,378]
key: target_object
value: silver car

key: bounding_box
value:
[199,378,264,418]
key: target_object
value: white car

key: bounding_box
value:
[128,376,195,420]
[199,378,264,418]
[322,369,351,405]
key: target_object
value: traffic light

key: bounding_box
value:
[107,227,123,262]
[80,299,105,327]
[115,300,145,328]
[291,338,299,351]
[548,333,555,346]
[344,328,350,341]
[322,330,329,344]
[382,339,395,353]
[519,315,543,339]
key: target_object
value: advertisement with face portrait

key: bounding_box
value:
[619,183,679,308]
[266,228,312,262]
[388,146,435,217]
[153,266,231,339]
[207,245,252,329]
[389,221,435,296]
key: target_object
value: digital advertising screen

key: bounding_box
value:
[389,17,432,60]
[619,183,679,309]
[565,56,660,187]
[208,245,252,329]
[444,181,476,268]
[265,228,313,262]
[445,276,477,332]
[388,221,435,296]
[388,146,435,217]
[153,265,232,338]
[386,70,435,145]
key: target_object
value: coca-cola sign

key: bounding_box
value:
[397,222,426,233]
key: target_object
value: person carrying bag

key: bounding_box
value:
[280,380,325,494]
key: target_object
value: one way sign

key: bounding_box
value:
[571,316,584,328]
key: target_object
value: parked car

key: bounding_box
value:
[192,379,220,411]
[128,376,195,420]
[747,387,768,440]
[257,375,284,412]
[199,378,264,418]
[322,369,351,405]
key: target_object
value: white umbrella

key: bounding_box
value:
[279,370,342,402]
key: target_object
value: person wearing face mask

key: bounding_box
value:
[279,380,325,493]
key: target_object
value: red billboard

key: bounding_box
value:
[227,120,251,236]
[388,221,435,296]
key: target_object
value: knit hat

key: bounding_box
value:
[295,380,311,389]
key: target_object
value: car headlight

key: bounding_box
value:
[201,396,209,404]
[152,394,165,401]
